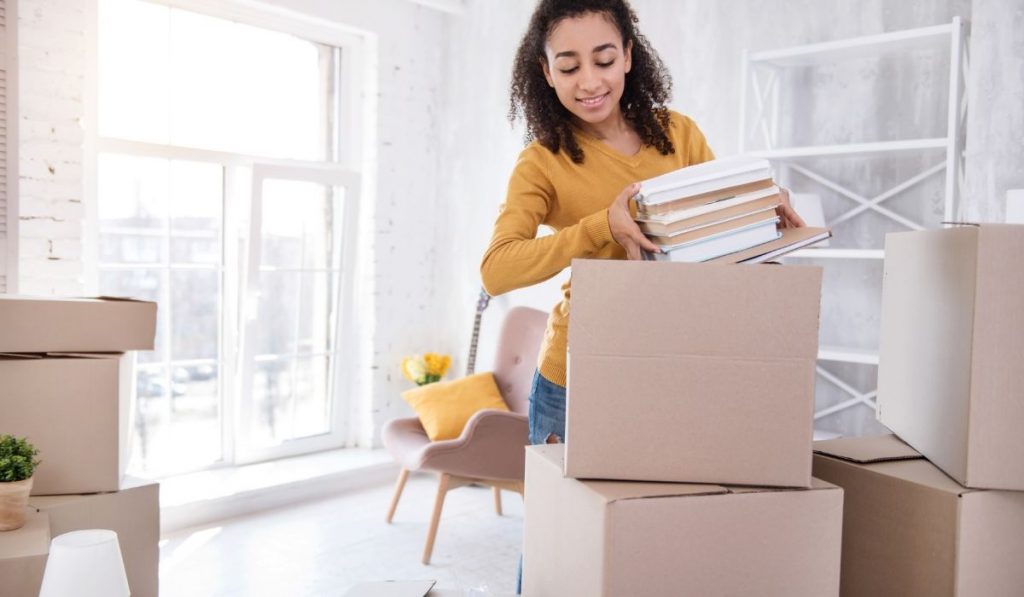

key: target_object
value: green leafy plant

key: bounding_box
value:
[0,435,40,482]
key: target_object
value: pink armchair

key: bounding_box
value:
[382,306,547,564]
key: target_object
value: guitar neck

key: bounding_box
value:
[465,313,483,376]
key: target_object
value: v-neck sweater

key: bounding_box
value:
[480,110,715,387]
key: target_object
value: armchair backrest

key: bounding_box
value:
[491,306,548,415]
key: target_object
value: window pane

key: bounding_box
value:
[130,363,222,476]
[99,268,166,363]
[260,180,339,270]
[254,271,299,356]
[171,270,220,361]
[170,161,223,264]
[98,0,330,160]
[251,356,331,447]
[98,153,168,263]
[295,273,337,355]
[98,0,171,143]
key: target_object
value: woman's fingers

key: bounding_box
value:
[778,203,806,228]
[778,187,807,229]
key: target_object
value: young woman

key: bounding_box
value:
[482,0,805,451]
[481,1,803,590]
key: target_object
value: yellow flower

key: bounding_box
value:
[402,356,427,385]
[424,353,451,377]
[401,352,452,385]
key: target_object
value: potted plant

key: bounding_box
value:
[0,434,40,531]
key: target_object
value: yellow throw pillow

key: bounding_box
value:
[401,372,510,441]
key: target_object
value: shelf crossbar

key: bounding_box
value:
[814,364,878,420]
[830,161,947,228]
[749,138,948,159]
[749,22,954,67]
[788,162,925,231]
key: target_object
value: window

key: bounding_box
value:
[95,0,361,477]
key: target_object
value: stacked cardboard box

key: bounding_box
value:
[808,224,1024,596]
[0,296,160,597]
[522,259,844,596]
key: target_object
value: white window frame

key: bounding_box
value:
[85,0,374,474]
[235,163,360,464]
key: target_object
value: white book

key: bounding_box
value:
[646,217,781,263]
[636,156,772,207]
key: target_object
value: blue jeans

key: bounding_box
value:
[517,370,566,594]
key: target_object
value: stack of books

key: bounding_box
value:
[635,156,830,262]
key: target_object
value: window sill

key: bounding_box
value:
[136,448,397,534]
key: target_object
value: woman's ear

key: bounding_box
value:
[624,39,633,74]
[540,57,555,88]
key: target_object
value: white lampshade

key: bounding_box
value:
[39,529,130,597]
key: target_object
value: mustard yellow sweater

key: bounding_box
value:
[480,111,714,387]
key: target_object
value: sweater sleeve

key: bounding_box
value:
[480,150,614,297]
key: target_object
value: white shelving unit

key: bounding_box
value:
[738,18,969,422]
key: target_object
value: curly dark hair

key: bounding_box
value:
[509,0,674,164]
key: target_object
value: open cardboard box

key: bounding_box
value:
[813,434,1024,596]
[523,445,842,597]
[878,224,1024,490]
[565,258,822,487]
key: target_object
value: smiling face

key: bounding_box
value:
[541,11,632,132]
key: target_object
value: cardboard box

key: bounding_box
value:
[878,225,1024,489]
[31,484,160,597]
[0,509,50,597]
[0,353,131,495]
[566,259,822,487]
[813,434,1024,597]
[523,445,842,597]
[0,295,156,353]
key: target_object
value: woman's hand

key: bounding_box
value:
[778,187,807,229]
[609,182,661,260]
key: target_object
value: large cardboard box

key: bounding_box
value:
[0,510,50,597]
[0,295,156,353]
[0,353,131,495]
[31,484,160,597]
[813,434,1024,597]
[878,225,1024,490]
[523,445,842,597]
[565,259,822,486]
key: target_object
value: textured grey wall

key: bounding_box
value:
[963,0,1024,223]
[435,0,1024,437]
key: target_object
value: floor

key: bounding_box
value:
[159,472,524,596]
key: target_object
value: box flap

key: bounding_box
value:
[813,436,974,496]
[569,259,822,360]
[726,477,840,494]
[533,444,728,501]
[813,434,923,464]
[1,295,149,304]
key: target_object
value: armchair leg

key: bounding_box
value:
[423,473,451,565]
[385,468,410,523]
[493,486,503,516]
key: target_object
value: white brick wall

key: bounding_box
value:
[17,0,87,296]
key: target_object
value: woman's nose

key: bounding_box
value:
[577,65,600,92]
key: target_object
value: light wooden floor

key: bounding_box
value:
[159,472,524,596]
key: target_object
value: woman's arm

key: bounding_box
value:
[480,154,615,297]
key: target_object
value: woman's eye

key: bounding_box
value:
[596,60,615,68]
[559,66,579,74]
